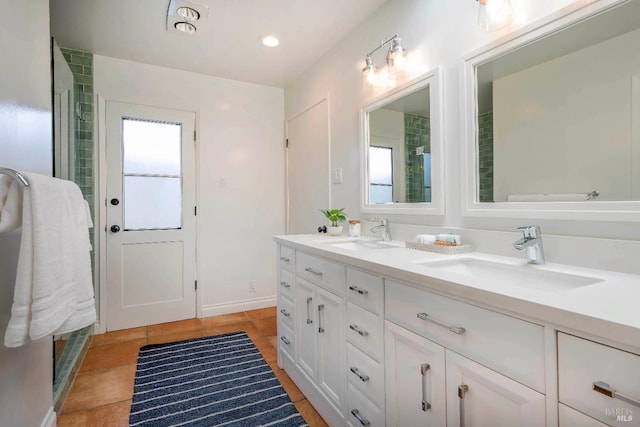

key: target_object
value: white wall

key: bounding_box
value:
[493,28,640,202]
[369,108,405,202]
[284,0,640,274]
[94,55,285,320]
[0,0,56,426]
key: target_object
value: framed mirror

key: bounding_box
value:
[461,0,640,221]
[361,68,444,215]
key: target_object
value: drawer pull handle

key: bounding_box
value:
[350,366,370,382]
[305,267,323,276]
[351,409,371,427]
[280,336,290,345]
[417,312,466,335]
[280,257,290,262]
[349,324,369,337]
[458,384,469,427]
[421,363,431,411]
[280,281,290,288]
[306,297,313,324]
[348,285,368,295]
[280,309,290,317]
[318,304,325,333]
[593,381,640,408]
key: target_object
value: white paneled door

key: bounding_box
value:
[286,98,329,234]
[105,101,196,331]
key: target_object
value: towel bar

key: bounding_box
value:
[0,167,29,187]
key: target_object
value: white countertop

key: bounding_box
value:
[275,234,640,351]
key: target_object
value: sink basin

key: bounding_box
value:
[323,239,403,251]
[416,257,603,292]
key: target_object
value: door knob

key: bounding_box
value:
[110,225,121,233]
[110,198,120,206]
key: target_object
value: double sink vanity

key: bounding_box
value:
[274,234,640,427]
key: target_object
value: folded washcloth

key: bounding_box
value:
[4,172,96,347]
[0,175,23,232]
[415,234,436,245]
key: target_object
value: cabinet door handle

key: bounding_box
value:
[458,384,469,427]
[348,285,368,295]
[280,308,290,317]
[305,267,323,276]
[280,281,290,288]
[280,336,290,345]
[318,304,325,333]
[350,409,371,427]
[349,324,369,337]
[593,381,640,408]
[350,366,370,382]
[306,297,313,324]
[421,363,431,411]
[417,312,466,335]
[280,256,290,262]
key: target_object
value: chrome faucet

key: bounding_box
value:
[513,225,545,264]
[370,218,392,242]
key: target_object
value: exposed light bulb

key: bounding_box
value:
[477,0,513,32]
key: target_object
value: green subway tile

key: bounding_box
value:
[71,55,92,66]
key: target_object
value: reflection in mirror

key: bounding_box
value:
[52,40,75,181]
[475,0,640,203]
[362,69,443,214]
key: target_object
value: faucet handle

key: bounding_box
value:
[517,225,541,238]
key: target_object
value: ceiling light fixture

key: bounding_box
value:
[261,35,280,47]
[362,34,407,88]
[176,6,200,22]
[476,0,513,32]
[174,21,196,34]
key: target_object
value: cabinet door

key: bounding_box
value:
[445,350,545,427]
[296,277,317,381]
[317,287,346,413]
[385,321,446,427]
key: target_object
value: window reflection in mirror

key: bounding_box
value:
[367,86,431,204]
[475,0,640,203]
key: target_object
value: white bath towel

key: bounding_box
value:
[4,172,96,347]
[0,175,23,232]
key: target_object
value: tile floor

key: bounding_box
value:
[57,307,328,427]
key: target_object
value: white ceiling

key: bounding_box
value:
[50,0,388,88]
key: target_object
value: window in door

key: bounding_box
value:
[369,145,393,204]
[122,118,183,230]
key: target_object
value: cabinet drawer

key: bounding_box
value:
[279,268,294,301]
[296,252,345,296]
[558,333,640,426]
[278,295,294,329]
[279,245,295,272]
[347,302,383,362]
[346,268,384,315]
[347,343,384,406]
[385,280,545,392]
[278,320,294,362]
[559,403,608,427]
[347,384,383,427]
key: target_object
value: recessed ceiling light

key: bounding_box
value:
[176,6,200,22]
[260,35,280,47]
[175,22,196,34]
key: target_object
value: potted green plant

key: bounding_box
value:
[320,208,347,236]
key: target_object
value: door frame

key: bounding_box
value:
[284,94,331,234]
[96,95,200,333]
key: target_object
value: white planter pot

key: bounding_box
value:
[327,226,343,236]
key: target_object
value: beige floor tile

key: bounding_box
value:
[79,339,146,373]
[200,312,250,328]
[147,318,202,337]
[202,321,261,338]
[267,335,278,348]
[57,400,131,427]
[253,316,278,337]
[62,365,136,414]
[90,327,147,347]
[146,329,204,345]
[295,399,330,427]
[245,306,277,320]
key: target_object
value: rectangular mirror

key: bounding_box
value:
[361,68,444,215]
[462,0,640,221]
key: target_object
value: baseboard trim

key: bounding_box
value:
[200,296,277,317]
[41,406,56,427]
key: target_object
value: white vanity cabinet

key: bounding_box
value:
[385,280,546,427]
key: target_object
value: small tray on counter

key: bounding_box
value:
[405,241,474,255]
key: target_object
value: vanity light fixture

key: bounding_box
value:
[476,0,513,32]
[167,0,208,35]
[362,34,407,88]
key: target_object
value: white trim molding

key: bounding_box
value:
[201,295,277,318]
